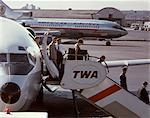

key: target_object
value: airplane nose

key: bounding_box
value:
[0,82,21,104]
[124,30,128,35]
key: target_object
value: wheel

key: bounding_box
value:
[106,41,111,46]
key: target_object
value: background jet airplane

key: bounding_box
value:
[19,18,128,42]
[0,0,127,46]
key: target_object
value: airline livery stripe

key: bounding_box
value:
[89,84,121,103]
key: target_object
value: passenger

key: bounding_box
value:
[74,38,84,60]
[97,55,109,73]
[138,81,149,104]
[97,55,106,63]
[48,36,57,65]
[120,66,128,90]
[55,38,66,55]
[55,38,66,66]
[55,38,66,79]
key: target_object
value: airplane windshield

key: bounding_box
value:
[113,25,126,31]
[0,53,34,75]
[0,53,7,62]
[10,54,29,62]
[9,53,34,75]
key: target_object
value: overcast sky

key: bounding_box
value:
[3,0,150,10]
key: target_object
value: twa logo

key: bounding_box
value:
[73,71,97,79]
[72,64,100,85]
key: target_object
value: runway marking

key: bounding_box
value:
[89,84,121,102]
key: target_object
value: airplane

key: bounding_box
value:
[0,16,42,112]
[0,0,127,46]
[0,0,32,20]
[0,17,150,117]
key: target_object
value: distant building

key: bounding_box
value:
[92,7,125,26]
[123,10,150,27]
[29,9,95,19]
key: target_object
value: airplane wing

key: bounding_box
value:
[103,59,150,68]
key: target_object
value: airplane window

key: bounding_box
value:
[10,53,29,63]
[0,53,7,62]
[7,53,34,75]
[8,63,33,75]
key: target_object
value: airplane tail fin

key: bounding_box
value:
[0,0,22,19]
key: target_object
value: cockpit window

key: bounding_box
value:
[10,54,29,62]
[0,53,34,75]
[8,53,33,75]
[0,53,7,62]
[113,25,126,31]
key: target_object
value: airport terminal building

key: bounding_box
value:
[27,7,126,26]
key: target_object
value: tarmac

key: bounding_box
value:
[28,29,149,117]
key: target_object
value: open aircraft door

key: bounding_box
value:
[41,32,60,79]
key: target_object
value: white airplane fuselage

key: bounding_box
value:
[19,18,128,39]
[0,17,42,111]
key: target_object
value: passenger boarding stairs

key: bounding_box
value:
[43,57,150,117]
[60,60,150,118]
[79,76,150,118]
[42,35,150,118]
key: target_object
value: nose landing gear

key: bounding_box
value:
[106,41,111,46]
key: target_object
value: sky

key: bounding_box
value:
[3,0,150,10]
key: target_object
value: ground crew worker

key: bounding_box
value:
[138,81,149,104]
[120,66,128,90]
[97,55,106,63]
